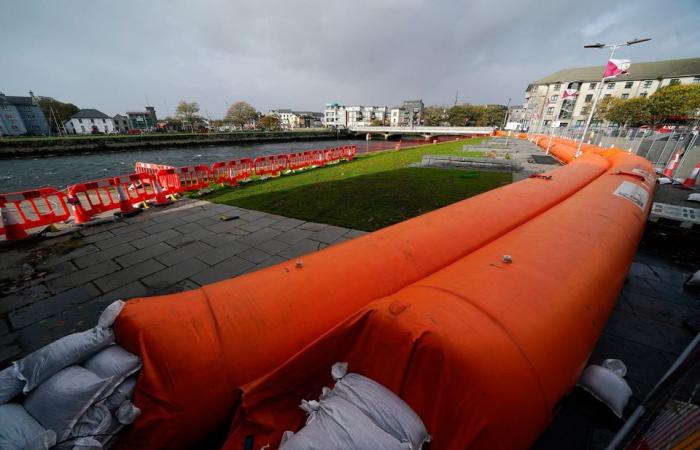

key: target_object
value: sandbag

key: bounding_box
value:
[82,345,141,387]
[14,319,121,394]
[0,403,57,450]
[58,404,112,450]
[0,365,24,404]
[280,396,410,450]
[104,376,137,411]
[24,365,113,441]
[327,363,430,449]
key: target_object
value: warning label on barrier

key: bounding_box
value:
[613,181,649,211]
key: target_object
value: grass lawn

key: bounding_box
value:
[203,138,510,231]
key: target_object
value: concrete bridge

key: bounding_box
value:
[349,126,494,140]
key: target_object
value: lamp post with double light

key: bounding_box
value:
[575,38,651,158]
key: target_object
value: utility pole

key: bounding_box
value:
[575,38,651,157]
[502,98,511,129]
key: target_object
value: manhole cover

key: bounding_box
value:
[530,154,558,165]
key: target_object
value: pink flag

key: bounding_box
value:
[562,89,579,99]
[603,59,631,78]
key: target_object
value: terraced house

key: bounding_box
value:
[523,57,700,128]
[0,91,50,136]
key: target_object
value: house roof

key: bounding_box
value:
[1,96,34,106]
[531,57,700,86]
[71,109,111,119]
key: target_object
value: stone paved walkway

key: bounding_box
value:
[0,199,366,364]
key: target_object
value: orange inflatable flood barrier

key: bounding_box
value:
[114,155,611,449]
[113,138,653,449]
[222,151,655,450]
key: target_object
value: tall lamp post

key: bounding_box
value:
[575,38,651,157]
[502,97,511,129]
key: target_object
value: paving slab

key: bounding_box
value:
[74,242,136,268]
[196,240,251,266]
[130,228,181,249]
[46,260,120,293]
[237,227,282,247]
[189,256,255,286]
[142,259,210,291]
[9,284,101,330]
[256,239,290,255]
[94,259,165,293]
[115,242,174,268]
[155,241,214,267]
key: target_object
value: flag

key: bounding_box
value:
[562,89,579,99]
[603,59,631,78]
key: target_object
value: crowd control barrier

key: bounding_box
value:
[0,188,71,240]
[135,162,175,176]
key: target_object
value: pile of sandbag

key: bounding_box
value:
[281,363,431,450]
[0,301,142,450]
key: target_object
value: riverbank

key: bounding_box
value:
[0,129,351,158]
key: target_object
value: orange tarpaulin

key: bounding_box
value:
[114,137,652,449]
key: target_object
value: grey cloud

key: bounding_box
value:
[2,0,699,117]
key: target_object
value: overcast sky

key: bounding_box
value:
[3,0,699,118]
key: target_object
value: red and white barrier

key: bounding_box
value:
[0,188,71,241]
[682,163,700,189]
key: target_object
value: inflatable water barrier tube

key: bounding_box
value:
[114,138,654,449]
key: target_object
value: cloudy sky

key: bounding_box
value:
[3,0,699,118]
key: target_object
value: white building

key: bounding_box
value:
[524,57,700,128]
[323,103,388,128]
[64,109,116,134]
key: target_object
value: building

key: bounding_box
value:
[0,91,50,136]
[64,109,115,134]
[323,103,389,128]
[524,57,700,128]
[389,99,424,127]
[126,106,157,131]
[112,114,130,133]
[269,109,324,129]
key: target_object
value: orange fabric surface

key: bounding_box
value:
[222,152,654,450]
[115,156,611,449]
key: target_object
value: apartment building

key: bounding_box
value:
[523,57,700,128]
[324,103,388,128]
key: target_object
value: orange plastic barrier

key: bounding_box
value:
[135,162,174,176]
[115,154,612,449]
[111,173,156,207]
[0,188,71,239]
[177,165,214,192]
[67,178,121,223]
[223,154,654,450]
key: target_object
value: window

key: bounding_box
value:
[81,125,85,132]
[553,83,561,91]
[0,105,7,111]
[546,107,555,115]
[643,80,653,88]
[640,92,648,98]
[575,120,585,126]
[103,119,106,123]
[606,82,615,89]
[79,119,83,123]
[624,82,633,89]
[585,94,593,102]
[604,94,611,98]
[589,82,597,89]
[550,95,558,102]
[621,94,629,99]
[669,78,680,86]
[91,119,95,123]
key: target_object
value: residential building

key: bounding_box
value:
[113,114,130,133]
[126,106,157,131]
[0,91,50,136]
[524,57,700,128]
[389,100,425,127]
[269,109,324,129]
[64,109,115,134]
[323,103,389,128]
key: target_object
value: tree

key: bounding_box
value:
[603,97,650,127]
[175,101,203,129]
[259,115,281,130]
[37,97,79,133]
[225,101,259,129]
[369,119,384,126]
[423,106,446,126]
[647,84,700,125]
[446,103,505,126]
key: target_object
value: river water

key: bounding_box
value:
[0,138,427,193]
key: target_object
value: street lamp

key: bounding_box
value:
[575,38,651,157]
[502,97,511,129]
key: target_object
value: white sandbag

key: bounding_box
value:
[328,362,430,449]
[103,376,137,411]
[57,404,112,450]
[97,301,125,328]
[14,327,115,393]
[82,345,141,387]
[688,193,700,203]
[71,437,103,450]
[656,177,672,185]
[0,403,57,450]
[116,400,141,425]
[577,363,633,418]
[280,396,409,450]
[686,270,700,286]
[0,365,25,404]
[24,365,113,441]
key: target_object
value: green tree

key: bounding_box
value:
[225,101,259,129]
[423,106,446,126]
[369,119,384,126]
[175,101,203,129]
[647,84,700,125]
[603,97,650,127]
[259,115,281,130]
[37,97,79,133]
